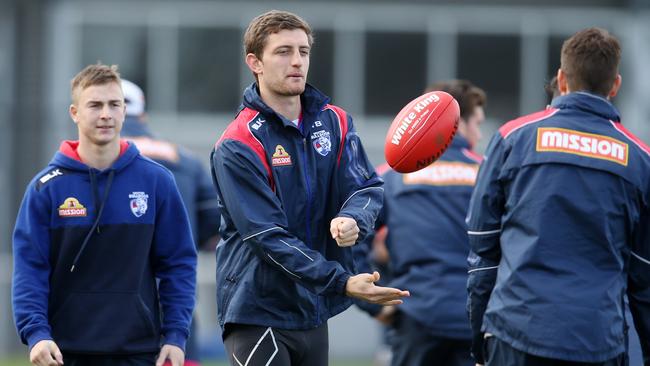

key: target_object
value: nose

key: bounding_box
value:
[100,104,112,120]
[291,50,303,67]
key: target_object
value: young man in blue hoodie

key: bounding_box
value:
[12,64,197,366]
[467,27,650,365]
[211,10,409,366]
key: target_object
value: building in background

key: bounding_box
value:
[2,0,650,359]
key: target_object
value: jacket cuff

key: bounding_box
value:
[26,327,53,351]
[335,273,351,296]
[163,329,188,352]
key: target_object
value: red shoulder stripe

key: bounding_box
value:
[610,121,650,157]
[462,148,484,163]
[324,104,348,166]
[499,108,559,139]
[216,108,274,188]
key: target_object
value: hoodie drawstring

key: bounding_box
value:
[70,169,115,272]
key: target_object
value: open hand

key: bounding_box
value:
[346,271,410,305]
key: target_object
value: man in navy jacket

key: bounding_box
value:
[357,80,486,366]
[211,10,408,366]
[12,64,197,366]
[467,28,650,365]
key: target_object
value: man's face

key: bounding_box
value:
[249,29,310,97]
[69,82,125,146]
[459,106,484,148]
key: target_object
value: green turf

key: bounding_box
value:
[0,357,374,366]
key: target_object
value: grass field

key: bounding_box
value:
[0,357,374,366]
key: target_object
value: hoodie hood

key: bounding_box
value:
[53,140,139,172]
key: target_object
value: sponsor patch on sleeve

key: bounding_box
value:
[536,127,628,166]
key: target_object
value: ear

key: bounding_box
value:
[69,104,79,125]
[608,74,622,99]
[245,53,263,76]
[557,69,569,95]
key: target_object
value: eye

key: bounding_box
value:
[300,48,310,56]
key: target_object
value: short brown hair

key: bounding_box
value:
[71,63,122,103]
[560,28,621,97]
[244,10,313,60]
[425,80,486,121]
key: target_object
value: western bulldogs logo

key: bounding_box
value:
[311,130,331,157]
[129,191,149,217]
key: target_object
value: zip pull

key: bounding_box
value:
[96,226,101,234]
[70,264,75,272]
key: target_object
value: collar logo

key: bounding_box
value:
[129,192,149,217]
[58,197,87,217]
[311,130,332,157]
[271,145,292,166]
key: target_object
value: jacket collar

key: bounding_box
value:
[550,92,620,122]
[450,133,471,150]
[242,82,331,129]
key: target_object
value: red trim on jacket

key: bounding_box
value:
[499,108,559,139]
[217,108,274,189]
[59,140,130,162]
[610,120,650,157]
[324,104,349,166]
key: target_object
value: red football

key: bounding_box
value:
[384,91,460,173]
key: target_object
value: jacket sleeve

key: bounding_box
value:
[212,140,351,296]
[334,115,384,241]
[465,133,507,364]
[192,157,221,249]
[628,202,650,364]
[12,182,54,350]
[152,172,198,351]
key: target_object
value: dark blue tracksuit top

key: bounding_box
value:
[210,83,383,330]
[466,92,650,363]
[12,140,197,354]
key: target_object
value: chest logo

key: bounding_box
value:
[129,192,149,217]
[271,145,292,166]
[58,197,87,217]
[311,130,332,157]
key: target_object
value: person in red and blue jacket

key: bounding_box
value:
[210,10,409,366]
[355,80,487,366]
[12,64,197,366]
[467,28,650,366]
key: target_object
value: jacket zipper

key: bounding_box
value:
[301,136,320,325]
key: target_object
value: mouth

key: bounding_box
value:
[287,74,304,79]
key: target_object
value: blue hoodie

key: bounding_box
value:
[12,140,197,354]
[211,83,383,330]
[467,92,650,363]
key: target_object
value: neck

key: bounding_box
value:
[259,85,302,121]
[77,138,121,170]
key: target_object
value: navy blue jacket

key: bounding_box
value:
[211,83,383,330]
[358,135,481,338]
[12,141,197,354]
[122,116,221,249]
[466,92,650,363]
